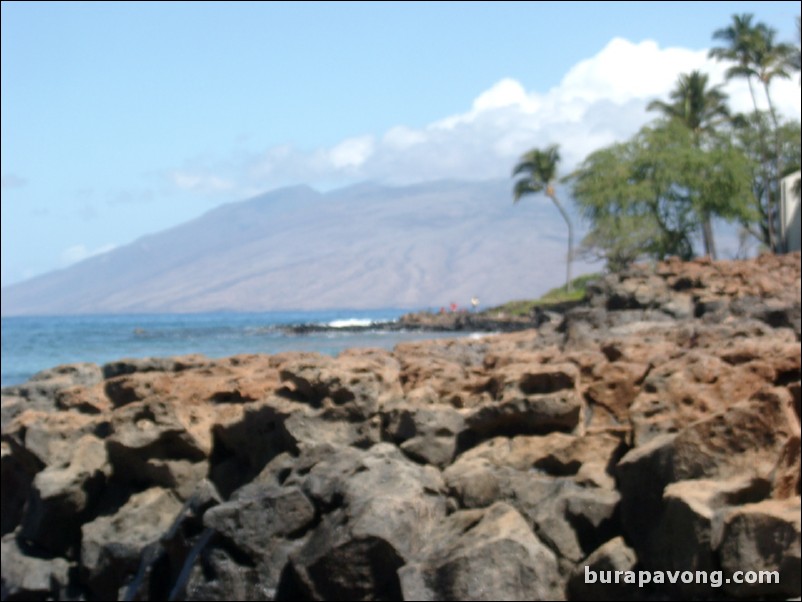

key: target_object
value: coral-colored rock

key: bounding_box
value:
[1,252,800,601]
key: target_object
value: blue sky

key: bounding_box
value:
[2,1,800,287]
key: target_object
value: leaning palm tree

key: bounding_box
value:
[512,144,574,291]
[647,71,731,258]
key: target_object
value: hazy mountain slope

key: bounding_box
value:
[1,180,587,315]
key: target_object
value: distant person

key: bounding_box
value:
[470,296,479,312]
[450,302,458,313]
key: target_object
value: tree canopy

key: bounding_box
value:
[511,12,800,276]
[571,121,754,268]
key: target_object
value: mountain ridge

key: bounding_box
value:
[1,179,587,315]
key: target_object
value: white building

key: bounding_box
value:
[780,170,801,253]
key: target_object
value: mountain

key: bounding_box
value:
[1,179,590,315]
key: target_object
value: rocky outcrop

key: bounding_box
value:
[1,252,800,601]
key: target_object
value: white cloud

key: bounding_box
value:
[60,243,117,267]
[558,38,706,104]
[168,37,802,196]
[170,171,234,194]
[473,78,536,112]
[382,126,426,150]
[328,135,375,169]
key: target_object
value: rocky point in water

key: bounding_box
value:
[1,252,800,601]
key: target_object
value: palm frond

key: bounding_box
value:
[512,179,544,203]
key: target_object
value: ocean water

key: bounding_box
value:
[0,310,463,388]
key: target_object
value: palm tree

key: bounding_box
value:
[794,16,801,78]
[709,14,763,113]
[751,24,796,132]
[647,71,731,258]
[512,144,574,291]
[647,71,730,139]
[709,14,797,252]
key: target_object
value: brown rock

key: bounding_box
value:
[714,497,801,599]
[399,502,562,601]
[671,387,799,484]
[584,361,649,430]
[566,536,639,601]
[278,350,402,419]
[653,477,770,595]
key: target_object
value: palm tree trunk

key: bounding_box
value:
[742,73,777,252]
[701,216,717,259]
[691,129,717,259]
[549,193,573,291]
[763,81,784,253]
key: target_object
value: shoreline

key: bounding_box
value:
[1,252,800,601]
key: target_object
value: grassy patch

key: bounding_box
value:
[487,272,601,316]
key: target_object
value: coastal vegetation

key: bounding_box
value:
[486,272,599,317]
[515,13,801,275]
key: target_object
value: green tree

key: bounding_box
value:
[709,14,797,251]
[646,70,732,258]
[512,144,574,291]
[571,121,753,269]
[733,115,802,246]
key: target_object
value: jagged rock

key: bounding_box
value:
[629,351,770,445]
[3,409,104,468]
[1,252,800,601]
[773,434,802,499]
[278,444,447,600]
[615,434,678,564]
[81,487,183,599]
[20,434,111,554]
[284,409,382,452]
[518,479,620,566]
[652,478,770,596]
[205,484,314,555]
[102,355,209,379]
[191,484,315,599]
[383,403,465,467]
[184,546,271,601]
[670,387,799,483]
[714,497,801,599]
[1,363,104,426]
[443,457,504,509]
[106,399,210,488]
[278,350,402,420]
[399,502,562,601]
[0,441,37,537]
[395,338,490,408]
[460,363,583,441]
[454,432,622,489]
[583,360,649,432]
[566,536,639,601]
[464,389,582,442]
[0,534,72,601]
[207,400,302,498]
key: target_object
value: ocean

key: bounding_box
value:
[0,310,464,388]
